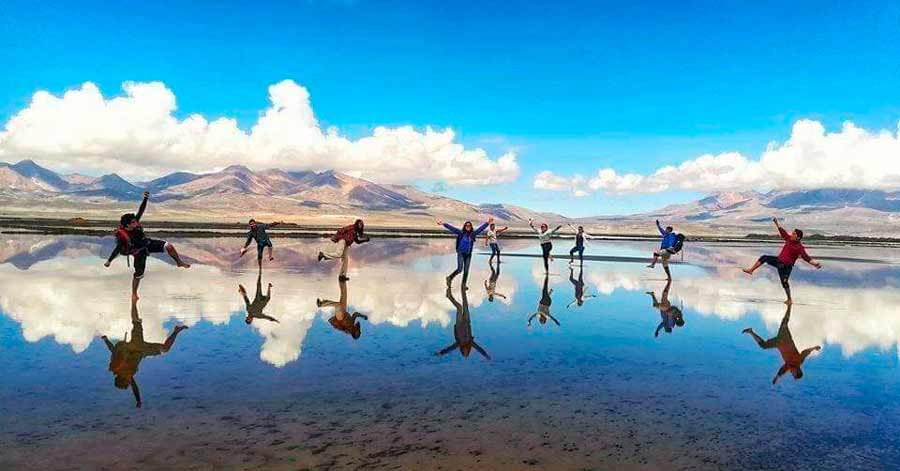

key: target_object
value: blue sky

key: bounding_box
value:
[2,1,899,216]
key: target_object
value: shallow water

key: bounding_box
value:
[1,235,900,470]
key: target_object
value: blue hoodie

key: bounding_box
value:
[657,221,677,249]
[444,222,489,255]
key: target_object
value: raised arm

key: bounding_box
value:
[268,221,283,228]
[435,342,459,357]
[800,345,822,361]
[547,313,561,326]
[550,225,563,236]
[656,219,665,235]
[473,221,490,235]
[527,312,538,325]
[101,335,115,352]
[773,218,790,240]
[497,226,509,234]
[135,192,149,221]
[442,223,462,235]
[471,341,491,360]
[131,378,142,408]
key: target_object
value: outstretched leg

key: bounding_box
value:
[743,256,766,275]
[165,243,190,268]
[742,328,777,349]
[647,252,659,268]
[161,325,189,352]
[267,245,274,262]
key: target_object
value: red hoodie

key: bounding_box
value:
[777,227,812,266]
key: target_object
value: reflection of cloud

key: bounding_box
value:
[0,237,515,367]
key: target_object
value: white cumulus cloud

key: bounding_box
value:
[0,80,520,185]
[533,119,900,195]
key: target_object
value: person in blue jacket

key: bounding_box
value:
[647,219,678,279]
[437,216,493,289]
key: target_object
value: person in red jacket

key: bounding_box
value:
[317,219,369,281]
[742,304,821,384]
[742,217,822,304]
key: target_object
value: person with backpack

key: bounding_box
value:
[317,219,370,281]
[646,279,685,337]
[438,217,492,289]
[240,219,283,267]
[742,217,823,305]
[529,219,563,272]
[647,219,684,281]
[104,191,190,301]
[484,223,509,264]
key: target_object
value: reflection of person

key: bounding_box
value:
[742,217,823,305]
[438,218,492,289]
[318,219,370,281]
[529,219,562,272]
[528,273,559,327]
[566,266,596,308]
[239,269,279,324]
[240,219,283,267]
[317,277,368,339]
[742,304,821,384]
[104,191,190,301]
[646,279,684,337]
[435,287,490,359]
[101,298,188,408]
[484,262,507,302]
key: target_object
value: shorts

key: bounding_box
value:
[256,241,273,260]
[133,239,168,279]
[658,249,673,267]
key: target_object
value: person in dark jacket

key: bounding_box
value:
[742,217,822,304]
[318,219,370,281]
[240,219,283,267]
[104,191,190,301]
[437,217,492,289]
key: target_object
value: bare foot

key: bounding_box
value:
[784,299,793,305]
[742,268,753,275]
[178,262,191,269]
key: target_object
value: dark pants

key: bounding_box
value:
[132,239,167,279]
[448,252,473,285]
[541,242,552,271]
[759,255,794,297]
[569,245,584,263]
[256,241,273,261]
[489,243,501,262]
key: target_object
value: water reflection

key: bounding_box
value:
[318,278,368,339]
[239,269,279,324]
[528,274,559,327]
[101,299,188,408]
[566,266,596,309]
[435,287,490,360]
[646,280,685,337]
[483,262,507,303]
[742,305,822,384]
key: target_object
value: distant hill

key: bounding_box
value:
[0,160,562,227]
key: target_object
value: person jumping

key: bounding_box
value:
[646,279,685,337]
[485,223,509,264]
[438,217,492,289]
[567,224,593,266]
[317,219,370,281]
[240,219,283,267]
[742,217,823,305]
[529,218,562,272]
[742,304,821,384]
[104,191,190,301]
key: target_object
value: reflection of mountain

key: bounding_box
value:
[0,236,517,367]
[0,159,560,224]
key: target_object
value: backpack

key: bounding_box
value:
[670,233,686,254]
[114,223,144,266]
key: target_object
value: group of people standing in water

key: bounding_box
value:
[97,193,827,406]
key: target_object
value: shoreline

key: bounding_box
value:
[4,216,900,248]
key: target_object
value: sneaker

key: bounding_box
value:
[317,252,325,262]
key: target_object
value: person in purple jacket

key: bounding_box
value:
[437,217,493,289]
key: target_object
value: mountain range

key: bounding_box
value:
[2,159,899,236]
